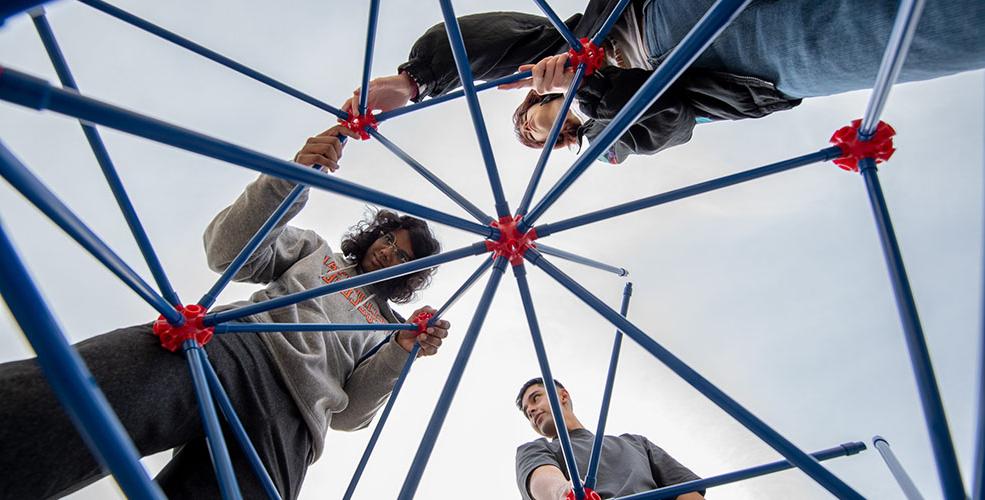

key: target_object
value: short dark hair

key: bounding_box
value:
[512,91,582,150]
[515,377,566,412]
[340,209,441,303]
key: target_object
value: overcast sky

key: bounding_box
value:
[0,1,982,499]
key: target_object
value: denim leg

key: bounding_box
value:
[643,0,985,98]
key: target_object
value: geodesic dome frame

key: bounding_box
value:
[0,0,981,499]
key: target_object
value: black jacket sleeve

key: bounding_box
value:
[398,11,577,101]
[576,67,803,163]
[576,66,697,164]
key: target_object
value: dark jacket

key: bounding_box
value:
[398,0,801,163]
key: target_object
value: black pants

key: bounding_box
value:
[0,324,312,499]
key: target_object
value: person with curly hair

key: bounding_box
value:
[0,125,451,499]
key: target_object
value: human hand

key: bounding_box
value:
[293,125,360,172]
[395,306,450,356]
[342,73,418,116]
[498,54,575,94]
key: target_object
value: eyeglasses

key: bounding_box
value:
[382,232,412,264]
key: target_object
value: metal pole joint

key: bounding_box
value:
[154,304,213,352]
[485,215,539,266]
[829,119,897,172]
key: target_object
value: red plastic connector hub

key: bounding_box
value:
[485,215,538,266]
[152,304,214,352]
[567,38,606,76]
[565,487,602,500]
[829,119,896,172]
[412,311,434,334]
[338,112,378,140]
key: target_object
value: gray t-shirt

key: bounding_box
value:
[515,428,702,499]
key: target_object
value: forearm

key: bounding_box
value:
[528,465,570,500]
[203,174,307,273]
[330,335,408,431]
[677,492,703,500]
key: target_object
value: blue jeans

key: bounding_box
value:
[643,0,985,98]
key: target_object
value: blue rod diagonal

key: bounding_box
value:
[513,263,586,500]
[397,256,509,500]
[535,243,628,277]
[357,0,381,116]
[858,158,965,499]
[614,441,867,500]
[32,9,182,308]
[976,277,985,500]
[198,348,282,500]
[590,0,633,47]
[531,0,582,50]
[525,250,864,499]
[215,323,417,333]
[872,436,924,500]
[198,183,306,309]
[376,71,532,122]
[1,1,46,23]
[207,242,488,325]
[859,0,926,138]
[344,343,421,500]
[183,340,242,500]
[437,0,512,219]
[77,0,346,119]
[0,141,183,324]
[585,282,632,489]
[535,147,842,237]
[0,220,165,500]
[368,128,494,224]
[520,0,752,232]
[0,68,497,239]
[516,64,587,218]
[344,257,494,500]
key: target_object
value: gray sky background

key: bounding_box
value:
[0,1,982,498]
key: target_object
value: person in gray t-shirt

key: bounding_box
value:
[515,377,704,500]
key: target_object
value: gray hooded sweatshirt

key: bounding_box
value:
[204,174,409,461]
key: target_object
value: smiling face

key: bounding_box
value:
[520,383,571,438]
[519,97,581,146]
[360,229,415,273]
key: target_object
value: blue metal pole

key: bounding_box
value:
[0,68,497,239]
[32,9,182,308]
[376,71,532,122]
[437,0,512,218]
[207,242,488,325]
[197,349,281,500]
[215,323,417,333]
[368,128,494,224]
[357,0,382,116]
[858,0,926,138]
[525,250,864,499]
[520,0,752,232]
[513,263,586,500]
[872,436,924,500]
[976,267,985,500]
[397,256,509,500]
[77,0,346,119]
[198,183,306,309]
[530,0,582,51]
[535,243,628,277]
[535,147,842,237]
[516,64,587,218]
[344,257,493,498]
[1,0,47,24]
[344,257,493,499]
[183,340,242,500]
[0,220,165,500]
[858,159,966,499]
[0,141,183,324]
[590,0,633,46]
[584,282,632,490]
[614,442,867,500]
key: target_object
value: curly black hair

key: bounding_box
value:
[340,209,441,304]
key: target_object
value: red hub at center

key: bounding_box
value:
[567,38,606,76]
[338,112,378,140]
[565,487,602,500]
[485,215,538,266]
[412,311,434,334]
[153,304,215,352]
